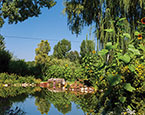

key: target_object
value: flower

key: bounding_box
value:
[92,50,96,54]
[88,70,93,73]
[138,34,142,40]
[65,64,68,67]
[85,66,88,69]
[141,17,145,24]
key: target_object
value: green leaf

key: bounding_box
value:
[119,18,126,21]
[139,44,145,51]
[104,29,114,33]
[107,74,121,86]
[105,42,113,50]
[128,64,136,72]
[123,33,131,39]
[128,44,135,49]
[98,49,108,56]
[119,54,131,64]
[135,31,140,36]
[128,48,140,55]
[127,105,132,110]
[124,83,136,92]
[119,96,126,103]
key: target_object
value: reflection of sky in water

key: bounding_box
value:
[12,96,84,115]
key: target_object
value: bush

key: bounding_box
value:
[0,50,11,73]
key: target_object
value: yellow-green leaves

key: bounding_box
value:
[119,96,126,103]
[124,83,136,92]
[118,53,131,64]
[107,74,121,86]
[35,40,51,65]
[0,0,56,25]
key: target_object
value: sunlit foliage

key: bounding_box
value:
[0,0,56,27]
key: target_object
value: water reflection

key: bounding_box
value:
[0,86,144,115]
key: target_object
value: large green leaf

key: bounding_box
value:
[107,74,121,86]
[119,18,126,21]
[123,33,131,39]
[119,54,131,64]
[128,64,136,72]
[128,48,140,55]
[98,49,108,56]
[124,83,136,92]
[105,42,113,50]
[104,29,114,33]
[139,44,145,51]
[119,96,126,103]
[128,44,135,49]
[134,31,140,36]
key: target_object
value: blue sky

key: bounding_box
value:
[1,0,94,61]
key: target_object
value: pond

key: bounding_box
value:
[0,86,97,115]
[0,86,145,115]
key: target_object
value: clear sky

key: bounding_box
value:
[0,0,94,61]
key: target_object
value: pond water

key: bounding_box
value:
[10,96,84,115]
[0,86,145,115]
[0,87,97,115]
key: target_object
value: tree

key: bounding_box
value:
[66,50,79,62]
[35,40,51,77]
[35,40,51,65]
[64,0,145,50]
[0,50,11,72]
[0,35,5,50]
[0,0,56,27]
[80,39,95,58]
[64,0,145,34]
[53,39,71,59]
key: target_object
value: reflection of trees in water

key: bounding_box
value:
[0,97,12,115]
[35,89,99,115]
[35,97,51,114]
[35,89,72,114]
[0,87,144,114]
[72,94,98,114]
[0,86,39,115]
[0,96,26,115]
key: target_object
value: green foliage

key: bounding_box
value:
[124,83,136,92]
[35,40,51,65]
[45,64,80,81]
[8,59,29,76]
[35,97,51,114]
[53,39,71,59]
[0,0,56,27]
[64,0,145,35]
[35,40,51,78]
[81,53,105,86]
[66,50,80,62]
[0,35,5,50]
[0,73,41,85]
[80,39,95,58]
[0,49,12,73]
[44,58,83,81]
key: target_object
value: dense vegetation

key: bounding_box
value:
[0,0,145,114]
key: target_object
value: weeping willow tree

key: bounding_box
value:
[64,0,145,51]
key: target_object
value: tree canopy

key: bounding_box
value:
[80,39,95,58]
[53,39,71,59]
[35,40,51,65]
[0,0,56,27]
[64,0,145,35]
[66,50,79,62]
[0,35,5,50]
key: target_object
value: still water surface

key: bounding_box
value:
[0,87,95,115]
[1,86,145,115]
[11,96,84,115]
